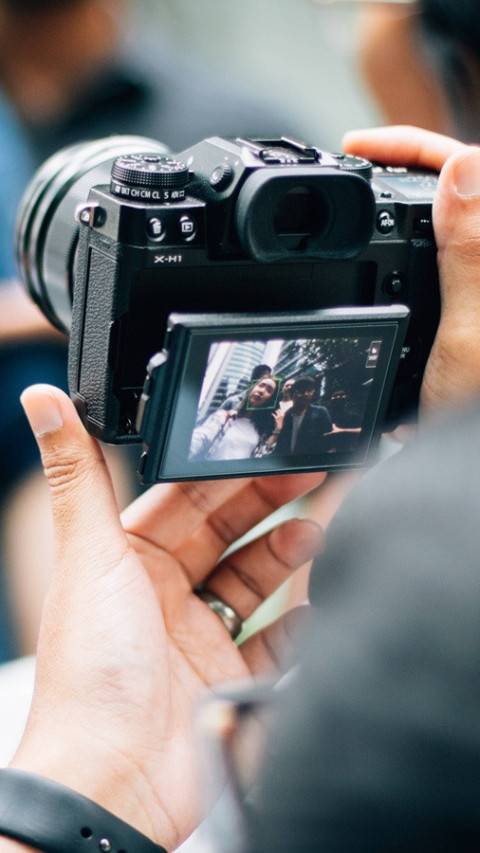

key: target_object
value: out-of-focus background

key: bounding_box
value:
[0,0,385,668]
[0,0,385,667]
[137,0,380,150]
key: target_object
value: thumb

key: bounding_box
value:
[20,384,128,580]
[422,147,480,413]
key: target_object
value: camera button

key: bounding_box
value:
[146,217,166,240]
[376,210,395,234]
[210,163,234,191]
[179,215,197,241]
[383,273,406,297]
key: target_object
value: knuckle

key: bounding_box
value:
[43,456,90,492]
[227,559,264,600]
[179,480,218,516]
[452,234,480,260]
[208,512,239,549]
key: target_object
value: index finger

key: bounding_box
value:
[342,125,468,173]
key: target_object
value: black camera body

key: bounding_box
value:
[16,135,439,482]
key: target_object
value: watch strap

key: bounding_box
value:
[0,769,168,852]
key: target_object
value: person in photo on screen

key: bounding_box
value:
[189,374,280,461]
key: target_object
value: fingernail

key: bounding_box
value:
[454,148,480,197]
[20,386,63,437]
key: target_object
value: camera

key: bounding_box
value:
[15,134,438,483]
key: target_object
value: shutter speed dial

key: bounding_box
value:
[110,153,190,202]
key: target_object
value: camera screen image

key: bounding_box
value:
[138,307,409,483]
[188,335,382,463]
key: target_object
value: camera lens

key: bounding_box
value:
[273,186,328,250]
[15,135,169,333]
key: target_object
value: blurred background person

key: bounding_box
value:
[0,90,41,664]
[0,0,294,161]
[3,0,480,661]
[357,0,480,141]
[276,377,295,414]
[290,0,480,606]
[0,0,296,662]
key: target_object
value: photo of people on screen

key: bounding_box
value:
[188,334,377,462]
[189,372,280,461]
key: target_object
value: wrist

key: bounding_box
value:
[0,770,168,853]
[10,734,167,847]
[8,669,199,850]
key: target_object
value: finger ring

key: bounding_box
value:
[195,589,243,640]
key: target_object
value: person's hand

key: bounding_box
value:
[12,384,325,851]
[273,408,285,431]
[343,125,480,416]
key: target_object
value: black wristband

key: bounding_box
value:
[0,769,168,852]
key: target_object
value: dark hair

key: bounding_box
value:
[419,0,480,139]
[291,375,316,395]
[250,364,272,382]
[421,0,480,62]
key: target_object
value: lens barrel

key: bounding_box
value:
[15,135,169,334]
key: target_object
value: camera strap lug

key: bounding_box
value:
[75,202,105,229]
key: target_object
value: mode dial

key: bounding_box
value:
[110,153,190,202]
[332,153,373,182]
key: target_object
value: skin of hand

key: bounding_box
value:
[273,408,285,431]
[343,125,480,416]
[7,384,325,851]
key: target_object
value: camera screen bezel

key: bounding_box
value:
[137,305,409,483]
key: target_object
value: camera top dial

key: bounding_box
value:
[331,153,373,182]
[110,153,190,202]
